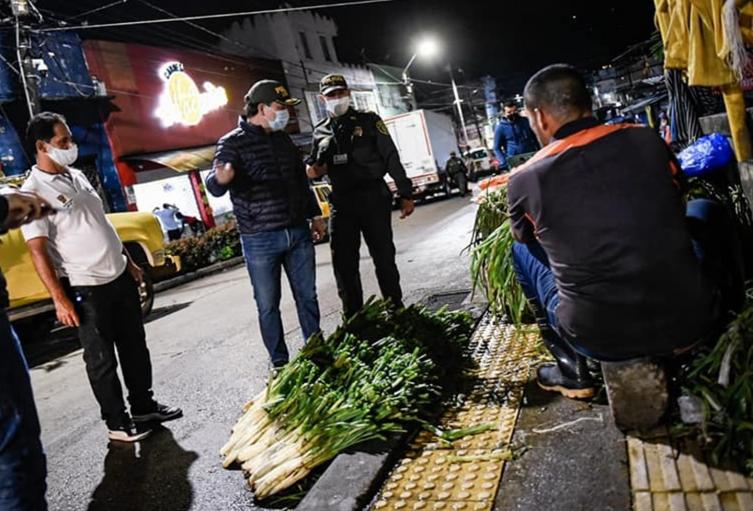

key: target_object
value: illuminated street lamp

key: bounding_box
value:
[402,37,439,110]
[401,36,470,146]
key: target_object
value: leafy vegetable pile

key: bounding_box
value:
[220,299,474,499]
[470,186,529,324]
[675,291,753,474]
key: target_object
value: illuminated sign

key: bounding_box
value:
[155,62,228,127]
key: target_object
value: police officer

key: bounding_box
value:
[306,74,414,317]
[444,151,469,197]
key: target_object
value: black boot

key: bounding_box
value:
[527,299,595,399]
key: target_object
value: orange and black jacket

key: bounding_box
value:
[508,117,716,358]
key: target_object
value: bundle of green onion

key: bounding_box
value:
[220,299,474,499]
[676,291,753,473]
[470,187,529,324]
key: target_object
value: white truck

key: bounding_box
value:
[383,109,459,198]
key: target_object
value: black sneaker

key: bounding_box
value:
[537,363,596,400]
[108,422,152,443]
[132,403,183,423]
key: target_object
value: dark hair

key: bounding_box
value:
[503,100,517,109]
[243,101,263,118]
[523,64,592,117]
[26,111,67,154]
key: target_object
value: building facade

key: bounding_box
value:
[219,10,410,132]
[82,40,293,223]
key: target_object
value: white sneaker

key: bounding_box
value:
[108,422,152,443]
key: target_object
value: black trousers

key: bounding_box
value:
[71,270,154,428]
[330,186,403,316]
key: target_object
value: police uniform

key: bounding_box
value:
[308,74,413,316]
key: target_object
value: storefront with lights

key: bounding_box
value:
[82,40,295,226]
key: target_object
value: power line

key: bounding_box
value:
[68,0,129,21]
[38,0,397,32]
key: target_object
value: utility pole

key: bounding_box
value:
[448,65,469,148]
[11,0,41,116]
[465,90,486,149]
[401,54,418,111]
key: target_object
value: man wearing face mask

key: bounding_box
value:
[306,74,414,318]
[22,112,182,443]
[493,101,539,170]
[206,80,325,370]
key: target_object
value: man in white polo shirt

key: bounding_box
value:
[21,112,182,443]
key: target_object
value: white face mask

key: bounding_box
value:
[46,143,78,167]
[267,108,290,131]
[325,97,350,117]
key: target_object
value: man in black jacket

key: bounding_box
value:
[306,74,414,317]
[444,151,469,196]
[509,64,720,399]
[207,80,325,369]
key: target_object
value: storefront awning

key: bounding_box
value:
[124,145,215,172]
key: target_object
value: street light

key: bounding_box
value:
[401,37,470,147]
[402,37,439,110]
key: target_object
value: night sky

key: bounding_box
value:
[32,0,657,89]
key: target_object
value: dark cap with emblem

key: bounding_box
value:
[320,74,349,95]
[244,79,301,106]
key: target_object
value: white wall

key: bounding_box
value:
[200,170,234,217]
[132,175,200,218]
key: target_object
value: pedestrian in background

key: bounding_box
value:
[306,74,415,317]
[22,112,182,443]
[207,80,325,371]
[0,191,54,511]
[493,100,539,170]
[153,203,183,241]
[444,151,469,197]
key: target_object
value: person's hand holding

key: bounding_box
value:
[311,216,327,242]
[54,294,80,328]
[399,198,415,219]
[306,163,328,179]
[214,162,235,186]
[4,191,53,229]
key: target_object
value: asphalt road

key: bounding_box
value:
[28,195,477,511]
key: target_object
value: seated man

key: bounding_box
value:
[508,64,720,399]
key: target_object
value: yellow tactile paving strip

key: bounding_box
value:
[370,319,539,511]
[628,429,753,511]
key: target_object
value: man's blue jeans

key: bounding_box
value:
[241,226,321,365]
[0,312,47,510]
[512,199,729,362]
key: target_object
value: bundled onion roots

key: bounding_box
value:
[220,299,474,499]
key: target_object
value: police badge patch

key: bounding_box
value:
[376,119,389,135]
[353,126,363,137]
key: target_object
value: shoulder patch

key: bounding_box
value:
[376,119,389,135]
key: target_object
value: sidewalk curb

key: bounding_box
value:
[153,256,244,294]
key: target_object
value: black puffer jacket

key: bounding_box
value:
[207,118,321,235]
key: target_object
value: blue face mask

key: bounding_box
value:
[268,109,290,131]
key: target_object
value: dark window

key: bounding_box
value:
[299,32,312,59]
[319,35,332,61]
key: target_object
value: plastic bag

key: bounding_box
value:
[677,133,734,177]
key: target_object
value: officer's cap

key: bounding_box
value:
[320,74,349,96]
[245,80,301,106]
